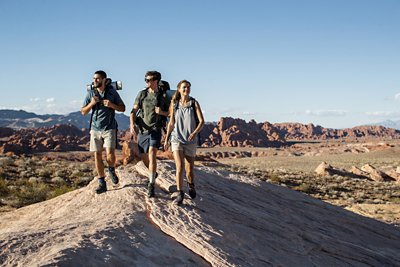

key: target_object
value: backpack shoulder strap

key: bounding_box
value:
[189,97,200,126]
[189,97,196,108]
[138,89,148,110]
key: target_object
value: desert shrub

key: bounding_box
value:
[78,163,91,172]
[294,183,314,194]
[75,176,92,187]
[54,169,68,178]
[48,185,74,199]
[268,174,281,184]
[390,197,400,203]
[37,169,52,179]
[0,167,5,179]
[0,157,14,167]
[12,183,51,208]
[0,178,9,197]
[71,170,85,178]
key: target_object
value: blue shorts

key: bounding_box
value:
[138,130,161,154]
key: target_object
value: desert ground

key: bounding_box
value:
[1,138,400,266]
[199,139,400,226]
[1,139,399,225]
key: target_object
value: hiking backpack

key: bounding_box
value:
[135,80,171,133]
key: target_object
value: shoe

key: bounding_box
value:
[95,177,107,194]
[108,167,119,184]
[175,190,184,205]
[188,182,196,199]
[147,182,155,198]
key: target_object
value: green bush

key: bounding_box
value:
[0,178,9,197]
[48,185,74,199]
[390,197,400,203]
[268,174,281,184]
[12,183,51,208]
[294,183,314,194]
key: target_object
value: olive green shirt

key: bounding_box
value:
[134,89,169,132]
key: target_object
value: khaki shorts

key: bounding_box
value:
[90,129,116,152]
[171,141,197,157]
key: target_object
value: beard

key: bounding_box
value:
[93,81,103,88]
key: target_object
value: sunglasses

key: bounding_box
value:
[145,77,154,82]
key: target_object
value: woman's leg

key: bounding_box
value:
[173,150,185,191]
[184,155,196,199]
[184,156,195,184]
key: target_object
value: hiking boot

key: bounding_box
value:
[175,190,184,205]
[188,182,196,199]
[108,167,119,184]
[147,182,155,198]
[95,177,107,194]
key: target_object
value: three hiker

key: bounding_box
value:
[82,70,204,205]
[81,70,126,194]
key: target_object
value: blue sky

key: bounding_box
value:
[0,0,399,128]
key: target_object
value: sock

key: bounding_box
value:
[149,172,157,184]
[98,177,105,184]
[108,166,115,172]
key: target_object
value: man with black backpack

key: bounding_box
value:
[81,70,126,194]
[130,70,169,198]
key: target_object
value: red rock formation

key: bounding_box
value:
[202,117,285,147]
[0,124,87,154]
[274,123,400,140]
[2,119,399,155]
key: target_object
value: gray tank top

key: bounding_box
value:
[171,99,197,144]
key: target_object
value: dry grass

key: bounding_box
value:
[0,154,93,210]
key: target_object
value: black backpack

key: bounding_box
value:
[135,80,170,133]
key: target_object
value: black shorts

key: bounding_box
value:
[138,130,162,154]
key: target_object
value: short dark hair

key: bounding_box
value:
[145,71,161,82]
[94,70,107,79]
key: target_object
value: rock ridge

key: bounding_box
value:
[1,161,399,266]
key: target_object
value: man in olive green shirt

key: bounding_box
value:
[130,71,169,197]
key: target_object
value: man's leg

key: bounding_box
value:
[106,147,119,184]
[90,130,107,194]
[137,132,150,168]
[95,151,105,177]
[147,146,158,197]
[141,153,149,168]
[106,148,116,167]
[94,150,107,194]
[104,129,119,184]
[148,146,158,177]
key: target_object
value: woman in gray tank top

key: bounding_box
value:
[164,80,204,205]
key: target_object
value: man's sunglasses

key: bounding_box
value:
[145,78,154,82]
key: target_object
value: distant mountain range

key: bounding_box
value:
[371,120,400,130]
[0,109,130,130]
[1,109,400,132]
[1,111,400,155]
